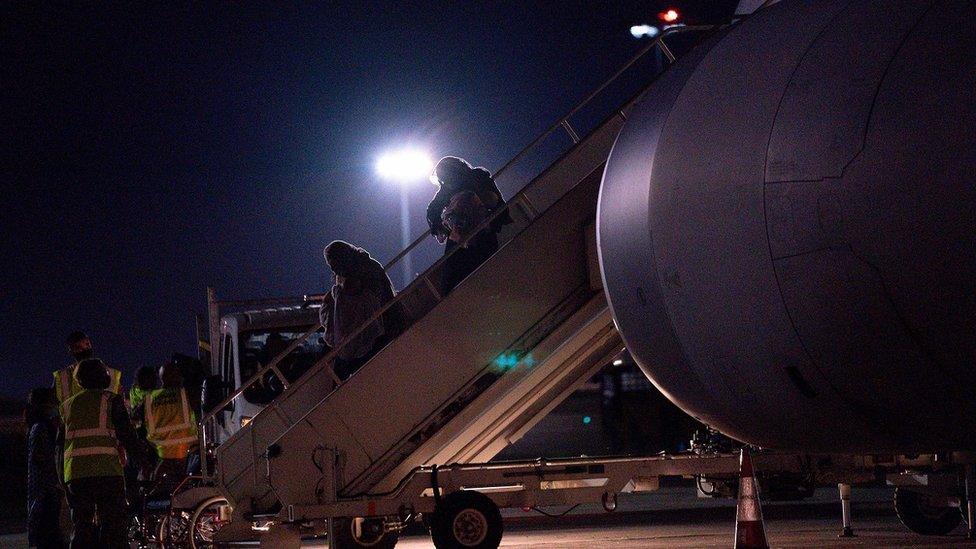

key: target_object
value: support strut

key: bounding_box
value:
[966,464,975,540]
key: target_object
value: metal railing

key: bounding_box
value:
[198,24,716,478]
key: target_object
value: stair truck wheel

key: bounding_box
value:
[333,517,399,548]
[189,496,230,549]
[894,487,962,535]
[429,490,503,549]
[158,511,191,547]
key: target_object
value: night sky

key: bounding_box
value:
[2,2,736,399]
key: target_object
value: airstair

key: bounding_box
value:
[200,25,715,518]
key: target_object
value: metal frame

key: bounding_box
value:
[198,289,324,478]
[281,451,888,523]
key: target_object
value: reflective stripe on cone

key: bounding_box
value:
[734,448,769,549]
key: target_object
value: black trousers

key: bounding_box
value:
[27,493,64,548]
[65,476,127,549]
[440,231,499,295]
[153,457,188,485]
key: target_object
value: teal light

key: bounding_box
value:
[493,352,520,371]
[582,415,592,425]
[492,350,537,372]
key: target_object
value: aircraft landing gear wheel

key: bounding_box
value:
[894,488,962,535]
[189,496,230,549]
[333,517,399,548]
[430,490,503,549]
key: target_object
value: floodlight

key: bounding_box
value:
[376,149,434,183]
[630,24,659,39]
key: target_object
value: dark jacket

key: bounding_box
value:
[27,421,60,504]
[333,248,408,338]
[426,168,511,240]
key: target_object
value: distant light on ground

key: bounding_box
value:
[582,415,592,425]
[630,24,659,39]
[612,358,624,366]
[376,149,433,182]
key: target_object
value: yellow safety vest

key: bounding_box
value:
[60,390,123,482]
[53,362,122,403]
[128,385,151,428]
[144,388,198,460]
[128,385,150,411]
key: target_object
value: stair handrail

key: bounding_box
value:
[199,25,718,474]
[380,24,713,272]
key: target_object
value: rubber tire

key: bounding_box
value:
[430,490,503,549]
[332,517,399,549]
[189,496,230,549]
[159,510,191,547]
[894,488,962,536]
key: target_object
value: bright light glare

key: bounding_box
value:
[376,149,434,182]
[659,9,680,23]
[630,24,659,39]
[613,359,624,366]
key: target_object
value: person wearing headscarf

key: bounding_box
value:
[426,156,512,294]
[322,241,406,379]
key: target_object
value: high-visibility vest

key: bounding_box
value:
[60,390,123,482]
[128,385,150,411]
[144,388,198,460]
[128,385,151,428]
[53,362,122,403]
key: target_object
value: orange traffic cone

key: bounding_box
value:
[734,448,769,549]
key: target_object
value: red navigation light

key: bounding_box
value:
[658,9,680,23]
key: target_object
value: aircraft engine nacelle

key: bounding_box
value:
[598,0,976,452]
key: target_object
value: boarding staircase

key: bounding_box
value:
[200,25,715,516]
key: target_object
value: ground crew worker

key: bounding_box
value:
[58,358,144,549]
[53,331,122,404]
[144,362,198,482]
[124,365,160,505]
[128,365,159,420]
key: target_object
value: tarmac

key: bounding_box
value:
[1,485,972,548]
[398,517,976,548]
[394,485,976,548]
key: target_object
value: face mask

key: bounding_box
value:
[71,349,94,361]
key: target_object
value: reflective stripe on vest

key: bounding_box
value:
[65,427,116,438]
[54,364,122,403]
[61,391,122,482]
[155,436,199,446]
[64,447,119,458]
[145,388,197,459]
[55,369,72,403]
[109,368,121,393]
